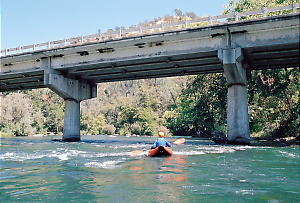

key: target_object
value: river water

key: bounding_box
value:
[0,135,299,202]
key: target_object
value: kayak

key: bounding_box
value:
[148,146,173,157]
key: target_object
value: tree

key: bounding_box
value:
[80,107,106,135]
[174,9,183,17]
[173,74,227,137]
[223,0,297,17]
[40,90,64,134]
[0,92,35,136]
[185,12,197,19]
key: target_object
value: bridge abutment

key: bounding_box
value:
[42,58,97,141]
[218,48,250,144]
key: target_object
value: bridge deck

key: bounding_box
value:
[0,13,299,92]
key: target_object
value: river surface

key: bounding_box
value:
[0,135,299,202]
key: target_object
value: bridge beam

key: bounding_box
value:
[218,47,250,145]
[42,58,97,141]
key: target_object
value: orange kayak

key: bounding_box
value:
[148,146,173,157]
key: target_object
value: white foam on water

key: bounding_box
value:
[0,148,91,162]
[194,146,236,154]
[48,149,89,161]
[0,152,14,159]
[113,144,149,149]
[0,152,46,161]
[236,189,254,195]
[278,150,297,158]
[94,152,129,158]
[44,149,129,160]
[175,144,265,156]
[85,160,124,169]
[174,150,205,155]
[57,153,69,161]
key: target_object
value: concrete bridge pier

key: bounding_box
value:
[63,99,81,141]
[218,48,250,144]
[42,58,97,141]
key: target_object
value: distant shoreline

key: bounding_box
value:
[1,133,298,147]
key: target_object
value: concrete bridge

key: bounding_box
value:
[1,5,299,143]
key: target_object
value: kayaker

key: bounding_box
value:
[151,132,171,149]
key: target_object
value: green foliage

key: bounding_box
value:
[130,122,143,135]
[248,68,299,138]
[80,110,105,135]
[118,106,139,126]
[135,107,158,136]
[223,0,299,18]
[0,89,65,136]
[0,92,35,136]
[102,125,116,135]
[109,77,186,136]
[173,74,227,137]
[118,126,131,136]
[117,106,158,136]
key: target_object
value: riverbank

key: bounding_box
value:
[250,137,299,147]
[1,132,299,147]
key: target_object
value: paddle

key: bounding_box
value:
[130,138,186,157]
[173,138,185,145]
[130,150,144,157]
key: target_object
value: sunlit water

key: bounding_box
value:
[0,135,299,202]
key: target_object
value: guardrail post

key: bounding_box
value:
[184,19,188,28]
[33,44,36,51]
[139,26,142,35]
[263,7,267,17]
[293,2,297,13]
[98,29,102,41]
[119,29,122,38]
[235,12,239,21]
[161,23,164,32]
[209,16,212,25]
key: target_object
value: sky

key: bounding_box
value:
[1,0,230,50]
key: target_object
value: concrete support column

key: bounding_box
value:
[218,47,250,145]
[42,58,97,141]
[63,99,80,141]
[227,85,250,144]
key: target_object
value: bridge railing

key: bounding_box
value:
[1,2,299,57]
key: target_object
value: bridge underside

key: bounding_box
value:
[0,43,298,92]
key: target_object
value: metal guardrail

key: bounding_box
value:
[1,2,299,57]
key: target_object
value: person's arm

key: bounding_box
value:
[166,140,171,147]
[151,140,158,149]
